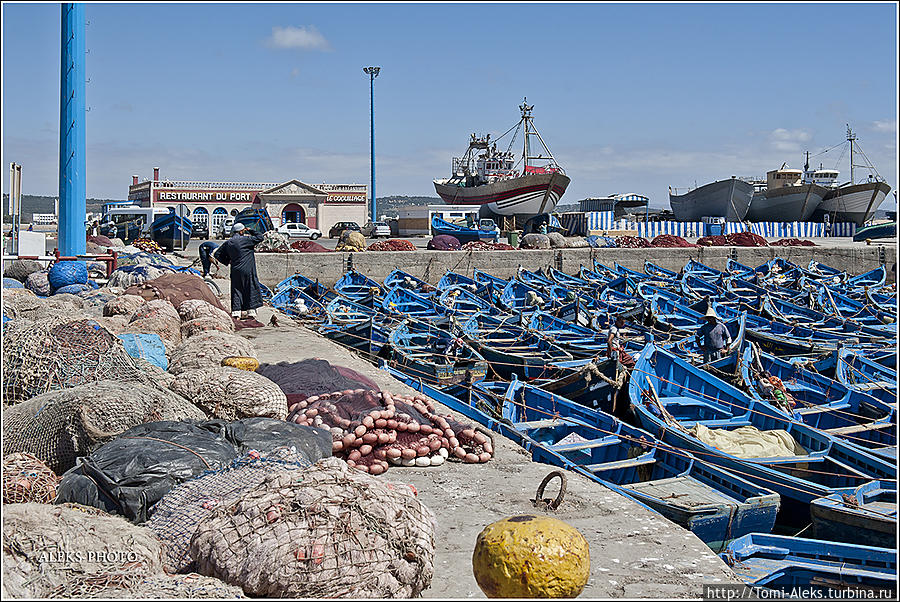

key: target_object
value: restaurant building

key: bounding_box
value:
[127,167,368,234]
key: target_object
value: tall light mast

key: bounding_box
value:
[363,66,381,222]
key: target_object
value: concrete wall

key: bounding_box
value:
[318,203,368,235]
[255,243,897,288]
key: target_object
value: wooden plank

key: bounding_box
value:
[514,418,574,430]
[550,436,620,453]
[586,455,657,473]
[826,421,893,436]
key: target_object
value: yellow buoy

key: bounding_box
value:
[221,356,259,372]
[472,514,590,598]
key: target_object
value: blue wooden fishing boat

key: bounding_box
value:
[853,221,897,242]
[456,313,572,380]
[682,259,724,281]
[273,273,333,300]
[721,533,897,591]
[473,268,509,304]
[438,284,501,318]
[383,269,436,297]
[865,288,897,316]
[835,347,898,408]
[643,261,680,280]
[318,316,391,359]
[810,480,897,548]
[387,370,780,552]
[334,270,385,306]
[762,295,891,343]
[543,266,597,291]
[630,344,896,526]
[270,285,329,321]
[811,280,895,332]
[741,343,896,458]
[499,278,571,314]
[381,286,451,326]
[664,311,747,367]
[388,320,487,386]
[150,212,193,251]
[725,258,758,280]
[527,310,612,359]
[430,215,499,243]
[324,295,381,324]
[578,265,613,286]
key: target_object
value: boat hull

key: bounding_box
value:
[433,173,570,216]
[669,178,754,222]
[853,221,897,242]
[746,184,828,222]
[814,181,892,226]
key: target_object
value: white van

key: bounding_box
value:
[216,217,235,239]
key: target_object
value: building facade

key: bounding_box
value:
[127,168,368,234]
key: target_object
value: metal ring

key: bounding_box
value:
[535,470,567,510]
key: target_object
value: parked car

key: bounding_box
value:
[276,222,323,240]
[328,221,361,238]
[362,221,391,238]
[192,223,210,239]
[215,217,235,239]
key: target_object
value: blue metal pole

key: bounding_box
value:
[369,73,376,222]
[58,3,86,256]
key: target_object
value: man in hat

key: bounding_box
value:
[696,306,732,363]
[214,222,265,324]
[606,314,635,369]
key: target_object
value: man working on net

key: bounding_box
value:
[198,240,220,278]
[696,306,732,363]
[213,222,265,324]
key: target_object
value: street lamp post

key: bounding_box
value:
[363,66,380,222]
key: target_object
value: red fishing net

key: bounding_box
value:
[771,238,817,246]
[367,239,417,251]
[615,236,652,248]
[697,235,728,246]
[650,234,699,248]
[724,232,769,247]
[290,240,333,253]
[461,241,515,251]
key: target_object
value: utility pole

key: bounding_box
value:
[58,3,86,256]
[363,66,380,222]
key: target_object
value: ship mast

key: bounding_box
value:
[520,99,532,171]
[847,124,856,185]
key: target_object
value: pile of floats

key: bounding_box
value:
[270,257,898,594]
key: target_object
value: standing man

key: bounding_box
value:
[606,314,635,369]
[213,223,265,324]
[696,306,732,363]
[198,240,220,278]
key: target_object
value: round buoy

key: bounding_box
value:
[472,514,590,598]
[221,356,259,371]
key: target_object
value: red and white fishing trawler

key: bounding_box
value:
[433,99,570,217]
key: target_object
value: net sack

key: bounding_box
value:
[2,318,153,405]
[88,234,113,247]
[256,230,292,252]
[2,452,61,504]
[168,331,258,375]
[77,290,118,313]
[287,389,494,475]
[335,230,366,251]
[189,456,435,598]
[121,299,182,350]
[54,418,331,523]
[4,258,45,282]
[103,293,147,317]
[178,299,232,323]
[48,260,89,292]
[2,502,163,599]
[124,272,227,312]
[3,276,24,288]
[290,240,332,252]
[426,235,461,250]
[2,380,205,474]
[118,333,169,370]
[367,239,416,251]
[108,265,168,288]
[148,455,313,573]
[181,316,235,338]
[519,233,551,249]
[55,283,93,295]
[547,232,569,248]
[170,367,288,421]
[81,573,247,599]
[256,358,381,404]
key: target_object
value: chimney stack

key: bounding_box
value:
[132,175,139,186]
[153,167,160,181]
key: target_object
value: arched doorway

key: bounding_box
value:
[211,207,229,234]
[281,203,306,224]
[191,207,209,230]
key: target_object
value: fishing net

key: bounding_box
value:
[1,318,154,405]
[115,251,173,267]
[650,234,700,248]
[585,235,617,248]
[148,454,313,573]
[335,230,366,251]
[82,573,247,599]
[108,264,168,288]
[133,238,165,254]
[24,270,51,295]
[461,240,515,251]
[547,232,569,248]
[697,234,728,246]
[55,283,93,295]
[519,233,551,249]
[3,276,24,288]
[427,235,461,250]
[77,290,118,314]
[178,299,232,322]
[257,358,381,405]
[291,239,333,252]
[168,330,258,375]
[117,333,169,370]
[255,230,292,252]
[725,232,769,247]
[86,241,107,255]
[54,418,331,523]
[4,258,45,282]
[48,260,89,291]
[181,316,236,338]
[2,502,163,599]
[125,272,227,312]
[170,367,288,421]
[189,456,435,598]
[567,237,590,248]
[95,314,131,334]
[771,238,817,246]
[368,239,417,251]
[2,380,205,474]
[287,389,493,475]
[615,235,653,248]
[103,293,147,317]
[88,234,113,247]
[2,452,61,504]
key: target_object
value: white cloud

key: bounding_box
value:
[290,67,300,78]
[872,119,896,133]
[266,25,331,51]
[768,128,812,153]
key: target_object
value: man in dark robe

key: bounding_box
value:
[213,222,265,321]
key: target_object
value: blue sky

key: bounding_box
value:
[2,2,897,208]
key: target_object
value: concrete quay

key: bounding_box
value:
[255,242,897,289]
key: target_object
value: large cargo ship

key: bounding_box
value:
[433,100,570,217]
[668,176,754,222]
